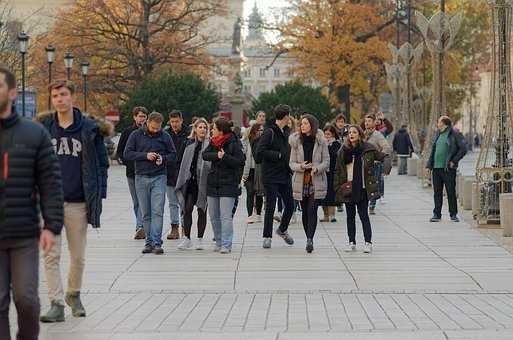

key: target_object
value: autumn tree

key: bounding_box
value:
[276,0,393,120]
[28,0,224,114]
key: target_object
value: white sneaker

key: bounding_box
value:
[363,242,373,254]
[177,238,193,250]
[213,245,221,252]
[247,215,256,224]
[344,242,356,252]
[195,238,204,250]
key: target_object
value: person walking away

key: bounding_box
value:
[321,125,341,222]
[124,112,176,254]
[392,125,414,175]
[289,115,329,253]
[38,80,109,322]
[255,104,295,249]
[364,114,392,214]
[175,118,211,250]
[334,125,385,254]
[0,67,64,340]
[202,117,245,254]
[116,106,148,239]
[165,110,191,240]
[426,116,467,222]
[243,123,265,224]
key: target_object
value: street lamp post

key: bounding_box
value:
[46,44,56,110]
[18,32,29,117]
[81,61,90,112]
[64,52,74,80]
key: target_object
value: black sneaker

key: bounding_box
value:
[152,245,164,255]
[430,215,441,222]
[337,206,344,213]
[306,239,314,253]
[275,229,294,245]
[450,215,460,222]
[142,245,154,254]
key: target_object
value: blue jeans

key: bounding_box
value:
[208,196,236,249]
[166,186,181,226]
[127,177,143,230]
[369,163,384,209]
[136,175,167,247]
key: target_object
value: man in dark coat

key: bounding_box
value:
[255,104,295,249]
[116,106,148,239]
[39,80,109,323]
[165,110,191,240]
[0,67,63,340]
[426,116,467,223]
[125,112,176,255]
[392,125,414,175]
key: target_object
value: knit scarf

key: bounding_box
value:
[211,133,232,150]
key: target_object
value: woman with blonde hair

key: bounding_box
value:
[175,118,211,250]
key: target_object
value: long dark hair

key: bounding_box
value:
[347,124,365,144]
[248,123,263,143]
[299,114,319,142]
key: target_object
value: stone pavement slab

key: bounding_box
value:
[10,156,513,338]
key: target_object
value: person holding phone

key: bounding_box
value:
[124,112,176,255]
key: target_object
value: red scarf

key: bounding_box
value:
[211,133,232,150]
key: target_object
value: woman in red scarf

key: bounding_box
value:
[202,117,245,253]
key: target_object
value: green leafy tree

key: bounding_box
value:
[120,73,220,130]
[251,81,335,125]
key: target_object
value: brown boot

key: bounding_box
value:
[167,224,180,240]
[320,206,330,222]
[134,228,145,240]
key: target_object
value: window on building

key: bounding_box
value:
[244,68,251,77]
[259,68,267,77]
[274,68,280,77]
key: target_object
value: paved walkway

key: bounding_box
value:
[10,157,513,339]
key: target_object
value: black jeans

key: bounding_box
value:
[0,238,40,340]
[345,193,372,243]
[183,182,207,239]
[263,181,294,238]
[245,169,263,216]
[300,195,319,239]
[432,168,458,218]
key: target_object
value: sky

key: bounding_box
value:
[243,0,290,42]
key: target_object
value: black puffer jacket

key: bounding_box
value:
[202,133,245,198]
[0,111,63,240]
[166,124,191,187]
[116,124,139,178]
[392,128,414,156]
[255,120,292,185]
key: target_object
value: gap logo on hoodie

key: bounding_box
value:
[50,111,85,203]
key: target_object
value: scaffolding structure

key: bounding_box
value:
[476,0,513,224]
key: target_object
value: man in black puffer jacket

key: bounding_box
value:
[255,104,295,249]
[0,67,63,340]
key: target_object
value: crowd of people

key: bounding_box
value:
[0,64,467,339]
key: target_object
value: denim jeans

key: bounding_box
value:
[207,196,236,249]
[397,156,408,175]
[369,163,384,209]
[127,177,143,229]
[136,175,167,247]
[166,185,181,226]
[0,238,40,340]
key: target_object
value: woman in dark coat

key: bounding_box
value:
[334,125,384,254]
[321,124,341,223]
[202,117,245,254]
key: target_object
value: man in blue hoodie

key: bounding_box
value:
[39,80,109,323]
[124,112,176,255]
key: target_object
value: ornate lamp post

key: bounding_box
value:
[17,32,29,116]
[476,0,513,224]
[46,44,56,110]
[416,4,462,184]
[64,52,74,80]
[81,61,90,112]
